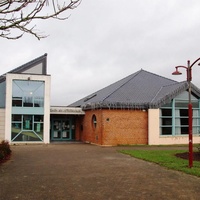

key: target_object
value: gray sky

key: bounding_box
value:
[1,0,200,106]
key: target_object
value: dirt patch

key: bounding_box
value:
[176,152,200,161]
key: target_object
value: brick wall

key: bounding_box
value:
[78,110,103,145]
[79,109,148,146]
[75,115,84,141]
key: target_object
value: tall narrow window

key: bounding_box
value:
[160,109,172,135]
[92,114,97,129]
[179,109,188,134]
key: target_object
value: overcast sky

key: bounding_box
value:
[1,0,200,106]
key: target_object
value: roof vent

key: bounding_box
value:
[84,94,97,102]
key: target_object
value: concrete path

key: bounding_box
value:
[0,144,200,200]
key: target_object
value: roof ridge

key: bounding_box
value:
[150,86,163,103]
[102,69,142,101]
[141,69,178,83]
[150,81,186,103]
[150,81,188,108]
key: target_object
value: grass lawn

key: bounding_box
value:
[119,149,200,177]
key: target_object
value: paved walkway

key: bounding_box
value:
[0,144,200,200]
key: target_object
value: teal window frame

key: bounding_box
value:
[11,79,45,142]
[12,80,44,108]
[11,114,44,142]
[160,94,200,136]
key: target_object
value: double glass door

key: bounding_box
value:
[51,119,74,141]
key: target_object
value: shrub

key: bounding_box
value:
[198,145,200,152]
[0,140,12,163]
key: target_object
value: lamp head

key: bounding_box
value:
[172,68,182,75]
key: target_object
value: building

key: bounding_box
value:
[0,55,200,145]
[0,54,84,144]
[70,69,200,146]
[0,54,51,143]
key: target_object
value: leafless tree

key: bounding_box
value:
[0,0,81,40]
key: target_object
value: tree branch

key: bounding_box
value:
[0,0,82,40]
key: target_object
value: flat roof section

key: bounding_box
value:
[50,106,85,115]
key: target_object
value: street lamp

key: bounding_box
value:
[172,58,200,168]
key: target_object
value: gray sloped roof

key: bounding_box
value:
[69,69,200,109]
[0,53,47,83]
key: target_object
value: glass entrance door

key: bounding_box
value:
[51,119,73,141]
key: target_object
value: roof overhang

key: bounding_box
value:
[50,106,85,115]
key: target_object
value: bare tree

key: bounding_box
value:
[0,0,81,40]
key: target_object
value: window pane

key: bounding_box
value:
[162,118,172,125]
[162,109,172,116]
[175,118,180,126]
[192,118,199,126]
[12,132,42,141]
[180,109,188,116]
[180,118,188,125]
[193,127,200,134]
[161,127,172,135]
[175,102,188,107]
[34,115,43,122]
[23,115,32,130]
[12,123,22,140]
[34,123,43,139]
[34,84,44,107]
[12,115,22,121]
[192,101,199,108]
[180,127,188,134]
[193,110,199,117]
[23,95,33,107]
[12,97,22,107]
[162,102,172,107]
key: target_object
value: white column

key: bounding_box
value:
[43,75,51,144]
[148,109,160,145]
[5,74,12,142]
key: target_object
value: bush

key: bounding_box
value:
[0,140,12,163]
[198,145,200,152]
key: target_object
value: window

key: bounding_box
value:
[11,114,44,142]
[179,109,188,134]
[12,80,44,107]
[92,114,97,129]
[160,109,172,135]
[160,91,200,136]
[11,79,45,142]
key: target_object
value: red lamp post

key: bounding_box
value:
[172,58,200,168]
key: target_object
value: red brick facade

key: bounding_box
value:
[76,109,148,146]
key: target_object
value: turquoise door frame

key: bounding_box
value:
[51,118,75,141]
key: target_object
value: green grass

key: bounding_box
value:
[120,150,200,177]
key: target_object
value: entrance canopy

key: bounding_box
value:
[50,106,85,115]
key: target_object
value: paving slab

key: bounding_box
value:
[0,144,200,200]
